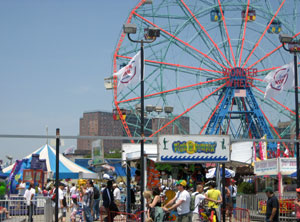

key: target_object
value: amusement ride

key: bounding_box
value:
[109,0,300,158]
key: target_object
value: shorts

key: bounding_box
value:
[58,209,64,219]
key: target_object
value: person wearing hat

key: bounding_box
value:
[264,187,279,222]
[294,188,300,221]
[162,179,191,222]
[103,180,119,222]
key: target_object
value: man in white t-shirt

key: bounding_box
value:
[24,183,35,222]
[70,183,77,197]
[163,179,191,222]
[51,183,65,221]
[16,179,26,196]
[192,184,206,222]
[113,183,121,207]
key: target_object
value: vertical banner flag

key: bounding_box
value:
[113,51,141,92]
[259,135,267,160]
[264,63,294,99]
[253,138,261,163]
[276,142,281,158]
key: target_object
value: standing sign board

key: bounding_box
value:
[279,158,296,175]
[254,158,296,176]
[158,135,230,163]
[254,158,278,176]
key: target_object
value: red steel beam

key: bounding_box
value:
[242,0,286,68]
[180,0,233,68]
[259,105,290,154]
[113,0,145,73]
[149,83,227,138]
[133,12,227,69]
[218,0,236,67]
[249,32,300,69]
[200,94,225,135]
[252,84,298,117]
[116,54,223,74]
[248,45,282,69]
[118,77,228,104]
[239,0,250,67]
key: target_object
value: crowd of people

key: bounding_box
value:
[143,179,237,222]
[7,175,300,222]
[13,178,125,222]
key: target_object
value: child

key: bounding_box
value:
[70,195,79,222]
[143,190,153,221]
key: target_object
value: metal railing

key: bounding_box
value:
[0,196,49,222]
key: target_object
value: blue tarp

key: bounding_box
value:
[75,158,136,177]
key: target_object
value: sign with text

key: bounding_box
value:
[23,169,34,183]
[279,158,296,175]
[158,135,230,163]
[254,159,278,176]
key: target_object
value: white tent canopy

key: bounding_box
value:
[3,144,98,179]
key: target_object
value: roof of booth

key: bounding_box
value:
[3,144,98,179]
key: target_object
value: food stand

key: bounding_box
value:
[254,158,296,214]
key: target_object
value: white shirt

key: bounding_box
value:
[24,188,36,206]
[232,185,237,197]
[51,188,64,208]
[70,186,77,196]
[18,182,26,196]
[113,187,121,201]
[192,193,205,214]
[176,190,190,215]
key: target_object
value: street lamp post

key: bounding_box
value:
[123,23,160,222]
[279,34,300,186]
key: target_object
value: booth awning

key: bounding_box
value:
[3,144,98,179]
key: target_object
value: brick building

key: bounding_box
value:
[77,111,123,153]
[77,111,190,154]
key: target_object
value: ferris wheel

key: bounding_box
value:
[111,0,300,158]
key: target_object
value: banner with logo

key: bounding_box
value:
[91,139,104,166]
[113,51,141,92]
[259,135,267,160]
[264,63,294,99]
[158,135,230,163]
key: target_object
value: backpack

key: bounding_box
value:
[94,186,100,199]
[62,196,67,207]
[190,192,200,211]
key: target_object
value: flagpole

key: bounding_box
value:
[293,52,299,186]
[123,24,160,222]
[140,40,146,220]
[279,34,300,187]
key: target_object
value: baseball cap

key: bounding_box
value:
[264,187,273,193]
[176,180,187,187]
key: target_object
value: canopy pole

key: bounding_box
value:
[126,160,131,214]
[55,128,60,222]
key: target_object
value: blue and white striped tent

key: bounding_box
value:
[3,144,98,179]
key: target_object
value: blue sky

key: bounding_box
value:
[0,1,139,162]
